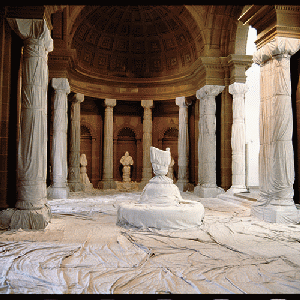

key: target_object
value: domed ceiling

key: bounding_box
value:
[71,6,201,79]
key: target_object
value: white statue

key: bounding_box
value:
[120,151,134,182]
[117,146,205,230]
[80,153,93,190]
[139,147,182,206]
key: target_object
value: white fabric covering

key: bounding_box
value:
[1,190,300,294]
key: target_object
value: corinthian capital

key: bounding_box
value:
[141,100,153,109]
[229,82,248,95]
[51,78,70,94]
[196,85,225,99]
[104,99,116,107]
[253,37,300,65]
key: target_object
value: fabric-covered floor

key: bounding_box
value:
[0,189,300,294]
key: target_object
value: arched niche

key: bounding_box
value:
[115,127,138,182]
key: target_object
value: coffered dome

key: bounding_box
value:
[71,6,201,79]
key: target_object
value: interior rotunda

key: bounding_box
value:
[1,5,300,294]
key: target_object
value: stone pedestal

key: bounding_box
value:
[252,37,300,223]
[226,82,248,195]
[0,19,53,229]
[139,100,153,189]
[175,97,192,191]
[98,99,117,190]
[194,85,225,198]
[68,93,84,192]
[48,78,70,199]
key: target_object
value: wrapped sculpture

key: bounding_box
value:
[117,147,204,230]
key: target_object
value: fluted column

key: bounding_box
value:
[48,78,70,199]
[194,85,225,198]
[98,99,117,189]
[0,19,53,229]
[176,97,192,191]
[139,100,153,189]
[226,82,248,194]
[252,37,300,223]
[68,93,84,192]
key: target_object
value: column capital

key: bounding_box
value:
[228,82,248,95]
[175,96,192,108]
[69,93,84,104]
[253,37,300,65]
[104,99,116,107]
[51,78,70,94]
[196,85,225,100]
[7,18,53,53]
[141,100,153,109]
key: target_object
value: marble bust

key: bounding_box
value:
[120,151,134,182]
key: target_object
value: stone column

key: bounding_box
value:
[176,97,192,191]
[139,100,153,189]
[68,93,84,192]
[194,85,225,198]
[0,19,53,229]
[48,78,70,199]
[226,82,248,194]
[252,37,300,223]
[98,99,117,189]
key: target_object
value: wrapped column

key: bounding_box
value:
[194,85,225,198]
[139,100,154,189]
[48,78,70,199]
[98,99,117,189]
[68,93,84,192]
[175,97,192,191]
[226,82,248,194]
[252,37,300,223]
[0,19,53,229]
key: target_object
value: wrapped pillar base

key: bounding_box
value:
[0,204,51,230]
[252,201,300,224]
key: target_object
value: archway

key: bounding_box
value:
[115,127,137,182]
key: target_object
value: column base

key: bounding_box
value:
[47,186,69,199]
[176,180,194,192]
[252,202,300,224]
[225,186,249,195]
[98,179,117,190]
[68,182,83,192]
[194,185,225,198]
[0,204,51,230]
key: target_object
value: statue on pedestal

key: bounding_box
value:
[120,151,134,182]
[80,153,93,190]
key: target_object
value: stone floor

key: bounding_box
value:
[0,189,300,294]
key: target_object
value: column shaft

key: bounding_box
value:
[48,78,70,199]
[99,99,116,189]
[176,97,192,191]
[139,100,153,189]
[252,37,300,223]
[227,82,248,194]
[0,18,53,229]
[194,85,225,198]
[68,93,84,192]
